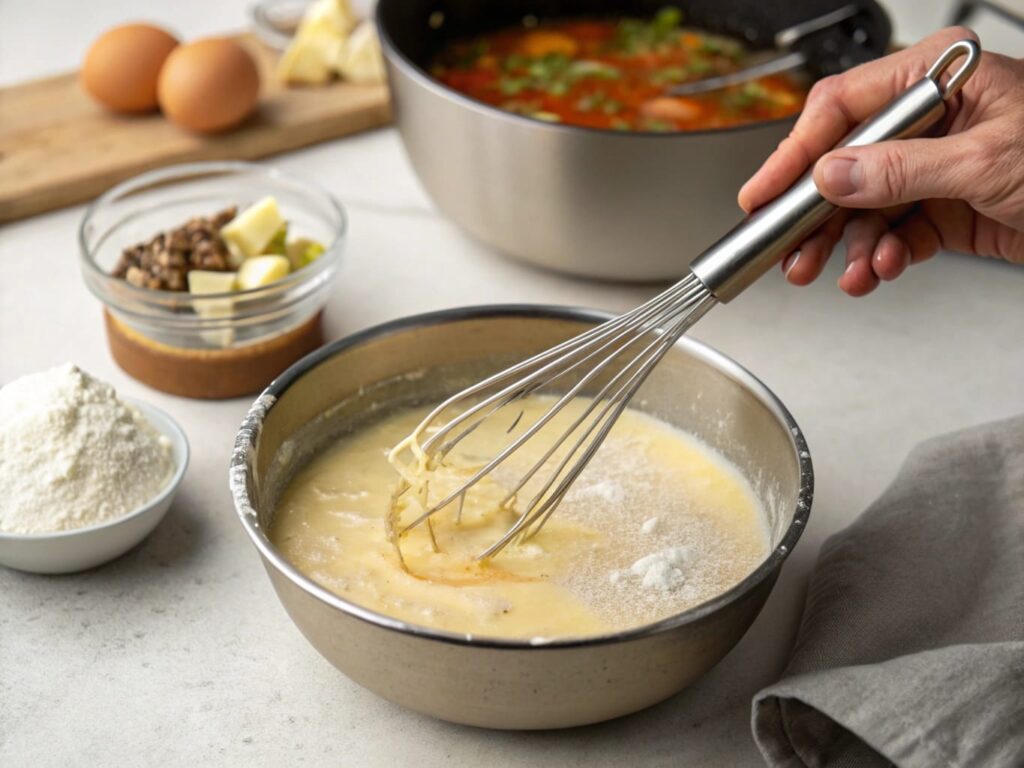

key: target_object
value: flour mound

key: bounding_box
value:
[0,363,175,534]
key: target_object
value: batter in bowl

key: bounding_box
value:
[271,396,769,639]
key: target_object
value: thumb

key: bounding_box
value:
[813,137,972,208]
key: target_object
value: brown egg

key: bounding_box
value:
[81,24,180,113]
[157,38,261,134]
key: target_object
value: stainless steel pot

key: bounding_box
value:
[230,306,813,728]
[377,0,890,281]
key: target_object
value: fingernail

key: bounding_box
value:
[821,157,862,196]
[838,260,856,288]
[782,250,801,276]
[873,241,910,279]
[875,241,909,267]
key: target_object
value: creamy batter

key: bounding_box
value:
[271,397,769,639]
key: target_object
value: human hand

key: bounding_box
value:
[738,27,1024,296]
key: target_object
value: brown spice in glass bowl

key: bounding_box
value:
[112,206,237,291]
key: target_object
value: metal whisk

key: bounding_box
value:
[389,40,979,560]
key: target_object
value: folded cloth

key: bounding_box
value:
[752,415,1024,768]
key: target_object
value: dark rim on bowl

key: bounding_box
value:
[79,161,348,304]
[231,305,813,650]
[376,4,806,140]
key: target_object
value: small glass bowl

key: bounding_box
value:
[79,162,346,399]
[252,0,309,51]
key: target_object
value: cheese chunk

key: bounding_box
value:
[220,197,285,262]
[187,270,236,295]
[188,270,238,347]
[277,0,355,84]
[278,26,344,85]
[237,255,291,290]
[302,0,356,36]
[336,21,386,85]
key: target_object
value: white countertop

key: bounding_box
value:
[2,2,1022,766]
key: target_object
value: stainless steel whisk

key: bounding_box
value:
[390,40,980,559]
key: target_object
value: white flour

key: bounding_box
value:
[0,363,175,534]
[640,516,659,534]
[610,546,694,592]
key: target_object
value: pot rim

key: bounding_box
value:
[230,304,813,650]
[375,1,802,141]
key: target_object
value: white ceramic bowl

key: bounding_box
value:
[0,399,189,575]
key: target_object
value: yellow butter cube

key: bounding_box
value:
[237,255,291,290]
[336,21,386,85]
[220,197,285,262]
[188,270,238,347]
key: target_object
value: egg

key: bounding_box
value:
[81,24,179,113]
[157,38,260,134]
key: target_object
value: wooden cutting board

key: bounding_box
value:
[0,33,392,224]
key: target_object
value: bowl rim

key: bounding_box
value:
[231,304,813,649]
[375,1,803,141]
[251,0,308,51]
[0,397,190,542]
[78,160,348,305]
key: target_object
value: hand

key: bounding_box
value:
[738,27,1024,296]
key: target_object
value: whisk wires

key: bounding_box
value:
[387,272,715,561]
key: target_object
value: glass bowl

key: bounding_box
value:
[79,162,346,399]
[251,0,309,51]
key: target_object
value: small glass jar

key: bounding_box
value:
[79,162,346,399]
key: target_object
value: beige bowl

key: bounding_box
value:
[230,306,812,729]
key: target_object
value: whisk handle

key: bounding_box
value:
[690,39,981,303]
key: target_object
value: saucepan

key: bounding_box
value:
[377,0,890,281]
[230,306,813,728]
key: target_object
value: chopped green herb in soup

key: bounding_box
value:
[432,7,806,132]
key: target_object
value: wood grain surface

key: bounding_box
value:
[0,33,391,224]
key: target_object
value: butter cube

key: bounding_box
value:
[277,27,344,85]
[237,255,291,290]
[188,270,237,295]
[302,0,356,36]
[188,270,238,347]
[336,21,386,85]
[277,0,355,85]
[220,197,285,262]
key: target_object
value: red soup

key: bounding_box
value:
[431,7,807,132]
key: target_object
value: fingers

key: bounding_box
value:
[834,211,944,295]
[871,233,912,280]
[779,211,848,285]
[837,215,886,295]
[779,210,944,295]
[813,135,974,209]
[738,26,980,213]
[893,212,943,264]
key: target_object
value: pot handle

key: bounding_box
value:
[689,39,980,303]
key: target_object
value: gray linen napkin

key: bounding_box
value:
[752,415,1024,768]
